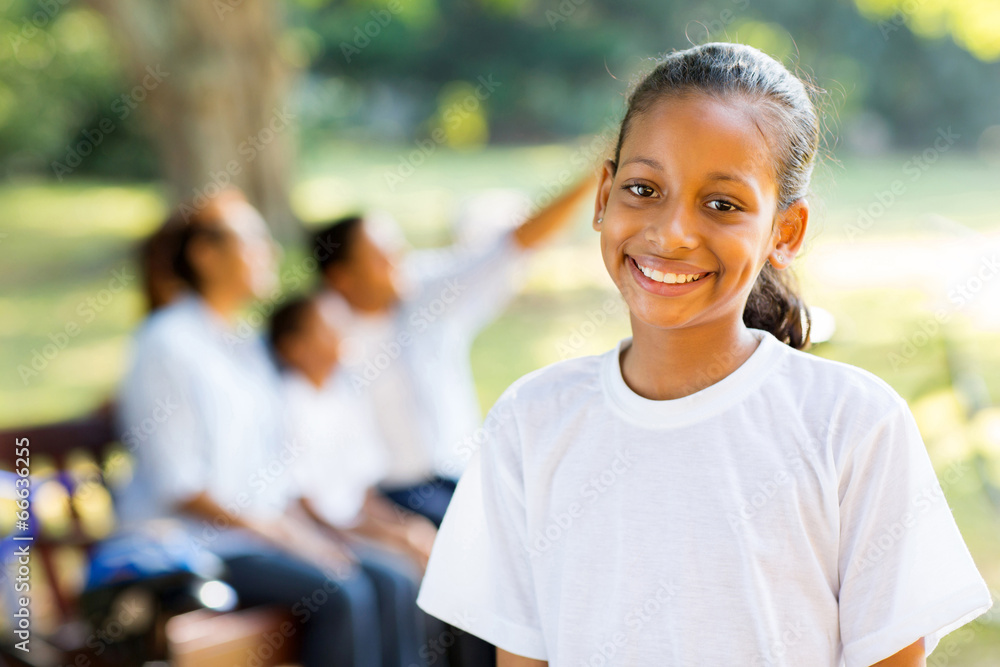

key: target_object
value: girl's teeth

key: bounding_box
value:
[637,263,704,284]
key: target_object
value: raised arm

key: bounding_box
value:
[512,173,596,249]
[497,648,548,666]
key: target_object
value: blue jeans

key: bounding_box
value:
[223,545,431,667]
[379,476,457,528]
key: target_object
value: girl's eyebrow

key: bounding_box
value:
[706,171,754,188]
[620,156,664,170]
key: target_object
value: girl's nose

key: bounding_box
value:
[645,203,698,252]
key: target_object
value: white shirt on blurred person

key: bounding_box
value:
[116,294,290,557]
[283,368,388,528]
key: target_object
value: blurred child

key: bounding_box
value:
[271,295,451,667]
[269,295,438,569]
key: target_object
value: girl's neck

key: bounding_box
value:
[621,317,761,401]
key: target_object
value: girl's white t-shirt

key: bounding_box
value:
[416,327,992,666]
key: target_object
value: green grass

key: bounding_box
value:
[3,145,1000,659]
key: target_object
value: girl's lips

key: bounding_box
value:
[627,256,714,296]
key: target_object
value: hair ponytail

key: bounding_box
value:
[744,263,810,349]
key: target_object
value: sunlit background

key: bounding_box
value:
[2,0,1000,662]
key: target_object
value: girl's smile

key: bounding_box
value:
[626,254,715,296]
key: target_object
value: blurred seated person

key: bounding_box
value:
[270,295,438,571]
[312,176,594,527]
[115,189,396,667]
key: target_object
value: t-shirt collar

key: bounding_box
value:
[601,327,785,428]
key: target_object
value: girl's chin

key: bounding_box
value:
[625,300,698,331]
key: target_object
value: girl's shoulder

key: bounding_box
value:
[779,342,908,412]
[490,348,609,415]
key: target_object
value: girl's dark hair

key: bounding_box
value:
[614,42,819,349]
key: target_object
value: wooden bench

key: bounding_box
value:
[0,407,298,666]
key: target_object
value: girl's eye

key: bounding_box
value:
[624,183,657,198]
[707,199,741,212]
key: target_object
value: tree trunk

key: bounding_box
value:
[87,0,300,239]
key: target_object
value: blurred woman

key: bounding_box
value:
[115,190,389,667]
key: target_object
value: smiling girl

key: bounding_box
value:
[415,43,991,666]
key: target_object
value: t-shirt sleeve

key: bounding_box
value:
[837,398,993,666]
[407,230,529,337]
[416,393,548,660]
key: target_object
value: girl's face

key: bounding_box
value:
[594,93,807,333]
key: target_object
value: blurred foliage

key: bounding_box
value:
[0,1,156,178]
[1,0,1000,181]
[855,0,1000,61]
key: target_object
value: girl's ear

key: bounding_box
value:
[770,198,809,269]
[593,159,616,231]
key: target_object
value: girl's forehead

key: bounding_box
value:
[621,94,776,186]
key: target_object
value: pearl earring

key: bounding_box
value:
[775,253,784,263]
[597,216,604,225]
